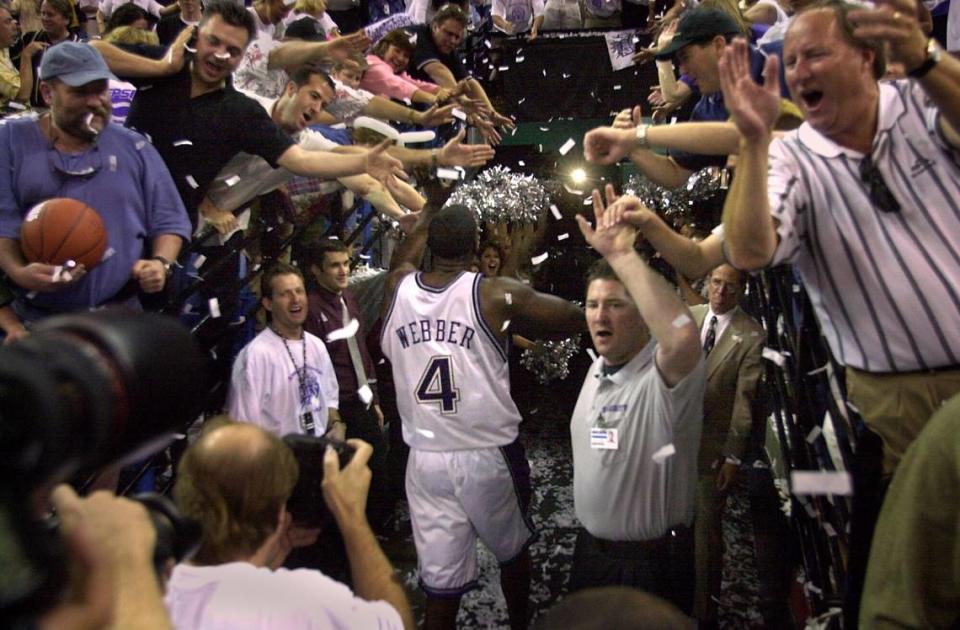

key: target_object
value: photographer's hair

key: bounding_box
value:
[535,587,692,630]
[173,421,299,565]
[260,261,304,299]
[288,62,335,89]
[372,28,416,58]
[431,3,468,26]
[793,0,886,78]
[200,0,257,45]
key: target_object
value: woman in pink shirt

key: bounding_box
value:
[360,29,457,106]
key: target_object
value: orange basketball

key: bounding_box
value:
[19,198,108,270]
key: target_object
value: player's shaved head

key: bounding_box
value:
[428,205,478,261]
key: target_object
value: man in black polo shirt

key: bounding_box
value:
[408,4,515,144]
[91,0,404,228]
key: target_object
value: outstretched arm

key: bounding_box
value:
[576,186,701,386]
[718,38,781,270]
[622,205,725,279]
[90,26,191,77]
[849,0,960,144]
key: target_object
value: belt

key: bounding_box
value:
[591,525,693,555]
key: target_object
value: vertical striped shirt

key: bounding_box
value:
[768,79,960,373]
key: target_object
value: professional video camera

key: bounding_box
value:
[0,311,210,623]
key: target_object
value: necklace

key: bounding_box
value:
[272,327,314,433]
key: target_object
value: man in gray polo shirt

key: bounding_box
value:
[570,186,705,615]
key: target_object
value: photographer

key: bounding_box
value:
[39,486,172,630]
[165,421,413,629]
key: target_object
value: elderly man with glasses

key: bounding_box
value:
[719,0,960,624]
[0,41,190,326]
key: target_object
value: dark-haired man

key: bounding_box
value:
[719,0,960,623]
[199,64,495,232]
[303,238,391,531]
[569,187,704,614]
[89,0,404,227]
[380,204,584,630]
[166,421,414,629]
[227,263,343,439]
[407,4,515,144]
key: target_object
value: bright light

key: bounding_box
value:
[570,168,587,184]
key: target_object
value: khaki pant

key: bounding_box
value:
[846,367,960,476]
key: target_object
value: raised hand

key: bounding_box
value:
[575,185,638,259]
[583,125,636,164]
[439,129,496,167]
[848,0,928,71]
[364,139,407,182]
[416,103,456,127]
[718,37,781,143]
[481,108,514,130]
[612,105,642,130]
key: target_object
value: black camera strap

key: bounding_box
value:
[271,327,314,434]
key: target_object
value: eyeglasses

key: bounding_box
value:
[859,155,901,214]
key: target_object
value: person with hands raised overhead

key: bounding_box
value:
[567,185,704,614]
[718,1,960,625]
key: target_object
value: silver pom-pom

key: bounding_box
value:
[444,165,551,224]
[623,166,726,231]
[520,335,582,384]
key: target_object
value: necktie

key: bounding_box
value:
[703,315,718,356]
[341,297,368,390]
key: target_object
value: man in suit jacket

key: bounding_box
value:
[689,263,764,627]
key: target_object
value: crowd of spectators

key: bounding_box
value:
[1,0,959,627]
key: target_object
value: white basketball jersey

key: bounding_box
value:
[381,271,522,451]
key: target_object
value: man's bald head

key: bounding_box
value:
[174,421,299,565]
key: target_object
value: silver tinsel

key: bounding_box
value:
[444,165,551,224]
[521,335,582,384]
[623,166,727,230]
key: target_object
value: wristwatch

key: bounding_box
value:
[634,123,651,150]
[907,38,942,79]
[151,255,173,275]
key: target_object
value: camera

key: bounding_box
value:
[283,433,356,527]
[0,311,210,621]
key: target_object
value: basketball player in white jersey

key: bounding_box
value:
[381,204,585,630]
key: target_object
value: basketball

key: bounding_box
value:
[19,198,108,270]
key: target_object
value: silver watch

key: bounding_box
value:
[635,123,651,150]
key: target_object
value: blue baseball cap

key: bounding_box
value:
[39,41,117,86]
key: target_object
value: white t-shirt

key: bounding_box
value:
[99,0,164,17]
[282,10,339,34]
[227,327,339,437]
[165,562,404,630]
[492,0,545,32]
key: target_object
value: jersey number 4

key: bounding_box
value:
[415,356,461,414]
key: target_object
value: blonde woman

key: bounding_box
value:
[283,0,340,38]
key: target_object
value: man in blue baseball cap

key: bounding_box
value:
[0,41,191,326]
